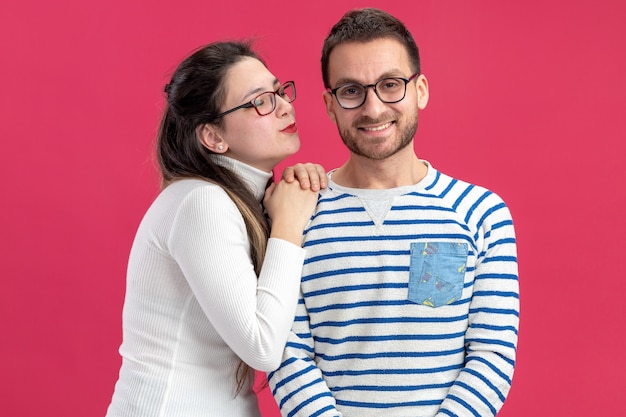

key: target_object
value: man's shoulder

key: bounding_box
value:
[427,167,511,222]
[432,167,504,199]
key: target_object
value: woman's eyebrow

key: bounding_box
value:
[241,78,281,101]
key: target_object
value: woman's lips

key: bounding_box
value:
[281,122,298,134]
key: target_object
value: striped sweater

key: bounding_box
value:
[269,163,519,417]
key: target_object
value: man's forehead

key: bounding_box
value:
[327,39,412,84]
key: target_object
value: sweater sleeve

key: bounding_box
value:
[168,184,305,371]
[436,193,519,417]
[268,293,341,417]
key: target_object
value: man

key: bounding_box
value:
[270,8,519,417]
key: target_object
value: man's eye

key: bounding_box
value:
[379,79,401,90]
[338,86,363,97]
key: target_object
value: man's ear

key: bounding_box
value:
[322,91,337,124]
[415,74,429,110]
[196,123,227,153]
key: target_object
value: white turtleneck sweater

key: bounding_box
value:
[106,156,306,417]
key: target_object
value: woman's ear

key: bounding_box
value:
[196,124,227,153]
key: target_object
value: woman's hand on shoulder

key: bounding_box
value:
[264,179,319,246]
[281,163,327,191]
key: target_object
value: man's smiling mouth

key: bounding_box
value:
[361,122,393,132]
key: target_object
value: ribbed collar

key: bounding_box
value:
[327,160,436,197]
[208,155,273,202]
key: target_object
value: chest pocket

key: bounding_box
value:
[408,241,468,307]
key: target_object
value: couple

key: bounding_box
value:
[106,7,519,417]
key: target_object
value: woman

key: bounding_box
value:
[106,41,322,417]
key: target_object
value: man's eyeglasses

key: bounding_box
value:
[327,74,419,110]
[211,81,296,120]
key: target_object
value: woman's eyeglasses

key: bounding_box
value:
[211,81,296,120]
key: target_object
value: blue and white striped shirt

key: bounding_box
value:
[269,163,519,417]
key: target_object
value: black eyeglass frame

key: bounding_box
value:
[327,73,420,110]
[210,80,296,121]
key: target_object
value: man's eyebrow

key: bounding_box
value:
[333,77,361,87]
[333,71,407,87]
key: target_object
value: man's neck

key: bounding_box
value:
[331,151,428,189]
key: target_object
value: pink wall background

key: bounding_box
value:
[1,0,625,415]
